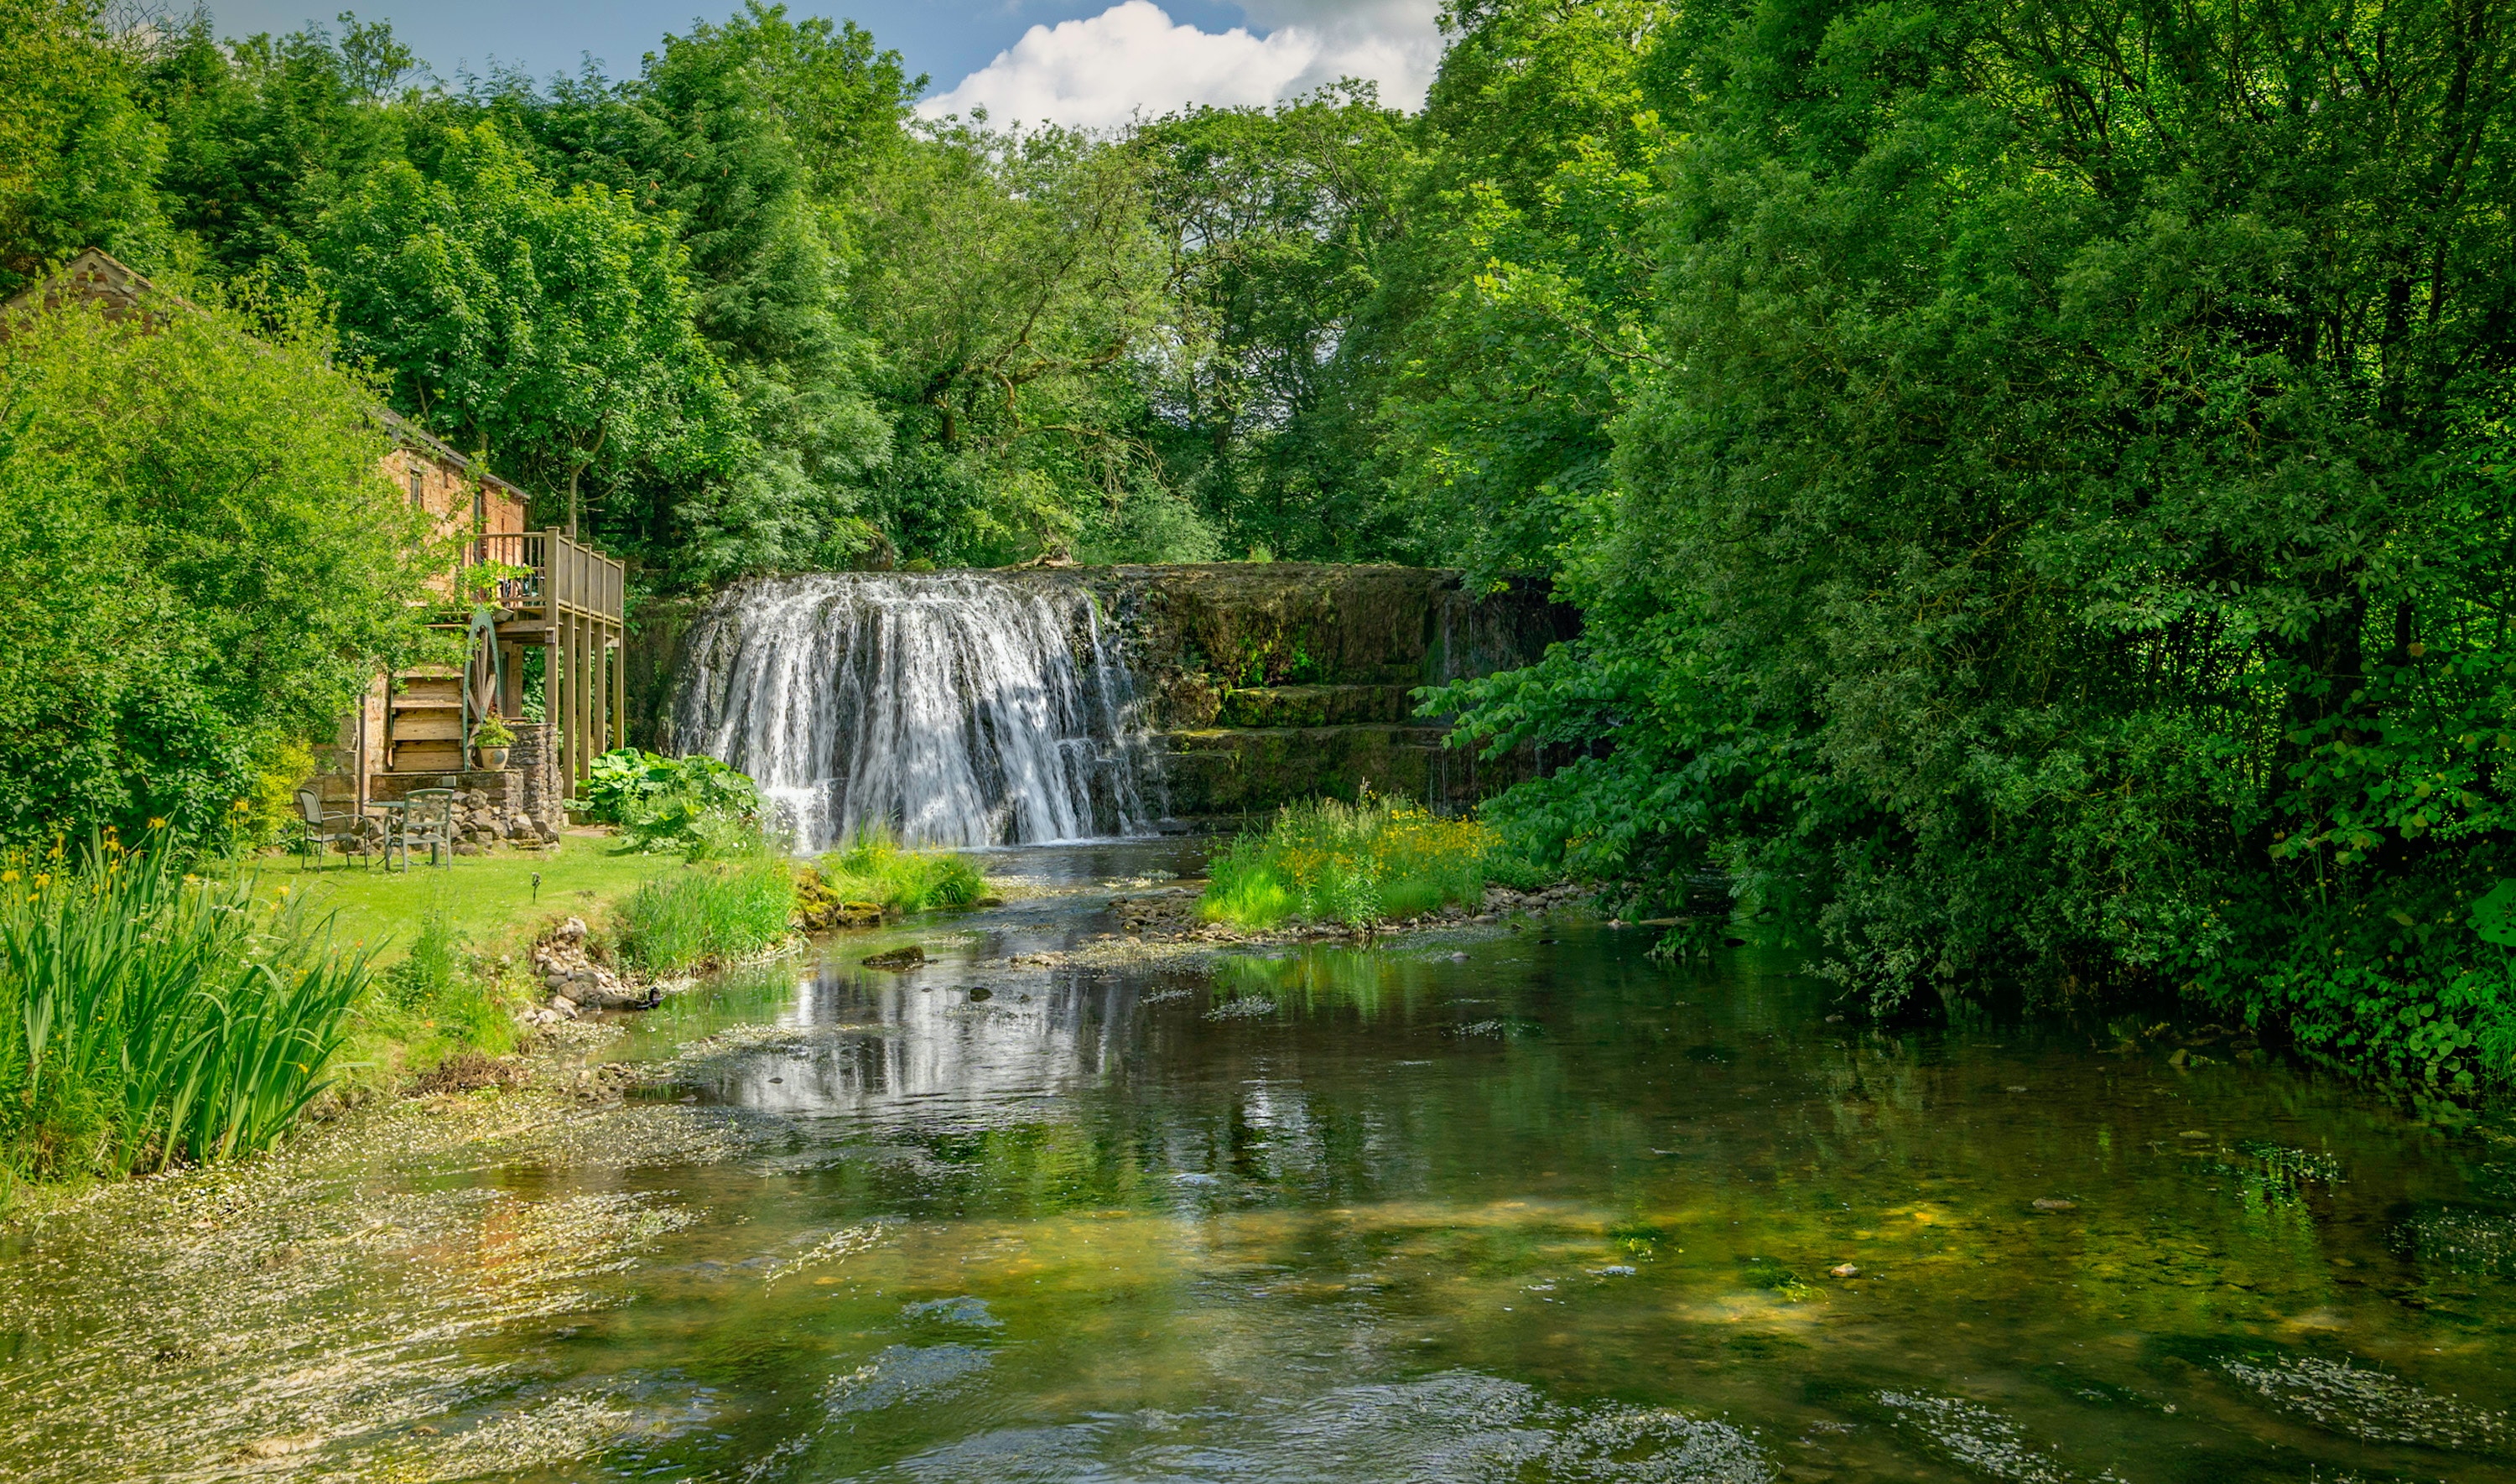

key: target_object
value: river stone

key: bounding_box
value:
[863,945,926,970]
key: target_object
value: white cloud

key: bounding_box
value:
[920,0,1442,130]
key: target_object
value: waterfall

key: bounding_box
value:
[673,573,1155,851]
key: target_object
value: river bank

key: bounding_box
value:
[2,836,2511,1482]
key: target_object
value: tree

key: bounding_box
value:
[1137,86,1411,558]
[848,118,1193,564]
[477,6,896,583]
[0,0,166,293]
[137,11,418,279]
[0,289,437,844]
[1447,0,2516,1079]
[314,122,744,545]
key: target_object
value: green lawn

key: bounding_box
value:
[242,833,691,964]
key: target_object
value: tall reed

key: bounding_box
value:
[0,831,372,1183]
[1201,794,1500,930]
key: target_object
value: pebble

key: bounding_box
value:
[1829,1263,1859,1278]
[2032,1197,2077,1212]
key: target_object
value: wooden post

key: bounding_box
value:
[573,610,592,787]
[499,641,522,719]
[546,636,564,791]
[611,634,627,754]
[588,615,609,759]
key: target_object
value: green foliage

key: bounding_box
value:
[616,851,794,973]
[314,121,745,535]
[136,9,417,278]
[0,0,169,293]
[1433,0,2516,1083]
[0,831,372,1186]
[0,288,437,848]
[810,829,985,914]
[482,4,899,583]
[1200,796,1501,931]
[577,748,763,857]
[1134,86,1412,559]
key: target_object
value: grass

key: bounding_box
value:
[0,831,373,1190]
[616,850,798,975]
[1201,795,1501,931]
[231,833,760,1085]
[342,885,534,1087]
[269,834,691,968]
[808,829,986,915]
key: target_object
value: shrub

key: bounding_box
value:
[1200,795,1504,931]
[616,852,795,973]
[577,748,763,857]
[0,829,373,1186]
[812,829,985,916]
[0,283,439,851]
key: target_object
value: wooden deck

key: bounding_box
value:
[377,529,626,797]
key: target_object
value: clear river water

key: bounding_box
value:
[3,838,2513,1482]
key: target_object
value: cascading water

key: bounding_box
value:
[673,572,1156,851]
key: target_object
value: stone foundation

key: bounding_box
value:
[361,721,566,854]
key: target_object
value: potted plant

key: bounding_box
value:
[473,709,517,771]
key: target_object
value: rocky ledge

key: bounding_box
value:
[1109,880,1591,946]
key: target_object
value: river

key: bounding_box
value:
[2,838,2511,1481]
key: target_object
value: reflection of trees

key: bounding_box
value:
[704,942,2491,1366]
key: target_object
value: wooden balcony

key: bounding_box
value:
[405,528,628,791]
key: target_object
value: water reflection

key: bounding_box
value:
[3,842,2513,1484]
[694,968,1145,1119]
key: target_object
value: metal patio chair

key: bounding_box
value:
[294,786,368,869]
[387,784,457,871]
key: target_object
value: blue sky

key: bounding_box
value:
[200,1,1444,125]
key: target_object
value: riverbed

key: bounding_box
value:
[3,838,2512,1481]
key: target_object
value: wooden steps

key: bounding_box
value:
[388,671,467,773]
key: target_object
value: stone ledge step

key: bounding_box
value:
[1213,684,1429,728]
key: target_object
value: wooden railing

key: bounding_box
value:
[452,529,627,793]
[466,530,623,622]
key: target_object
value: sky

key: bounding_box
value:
[200,0,1446,126]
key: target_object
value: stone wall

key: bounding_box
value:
[358,721,565,854]
[626,564,1577,826]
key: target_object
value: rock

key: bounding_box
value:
[453,843,483,856]
[863,944,927,970]
[549,994,576,1014]
[554,916,588,943]
[967,986,993,1001]
[1829,1263,1860,1278]
[2005,1085,2029,1093]
[2032,1197,2077,1212]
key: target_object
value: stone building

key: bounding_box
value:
[8,249,630,849]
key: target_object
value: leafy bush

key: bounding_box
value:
[577,749,762,857]
[0,830,373,1186]
[616,852,795,973]
[810,830,986,916]
[1201,796,1502,931]
[0,280,439,851]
